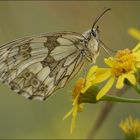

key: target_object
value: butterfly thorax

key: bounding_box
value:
[82,29,99,63]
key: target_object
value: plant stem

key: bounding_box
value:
[101,94,140,103]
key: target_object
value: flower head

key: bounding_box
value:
[63,78,85,133]
[64,43,140,133]
[110,49,136,77]
[120,116,140,140]
[85,43,140,100]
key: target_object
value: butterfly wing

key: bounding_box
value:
[0,32,86,100]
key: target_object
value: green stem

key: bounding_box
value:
[79,85,140,104]
[101,95,140,103]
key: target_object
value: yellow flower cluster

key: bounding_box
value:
[84,43,140,100]
[120,116,140,139]
[64,43,140,133]
[63,78,85,134]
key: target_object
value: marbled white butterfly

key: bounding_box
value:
[0,8,110,100]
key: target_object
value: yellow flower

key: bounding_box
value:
[63,78,85,134]
[120,116,140,140]
[84,43,140,100]
[81,65,98,93]
[128,28,140,41]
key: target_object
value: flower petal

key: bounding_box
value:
[70,94,81,134]
[136,62,140,68]
[125,73,136,86]
[132,42,140,52]
[116,73,136,89]
[92,68,112,84]
[87,65,98,79]
[63,109,73,120]
[116,75,125,89]
[81,81,92,93]
[128,28,140,41]
[71,101,78,134]
[134,52,140,64]
[104,57,114,67]
[82,68,112,93]
[96,76,115,100]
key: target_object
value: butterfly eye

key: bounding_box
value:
[92,30,97,37]
[92,26,99,38]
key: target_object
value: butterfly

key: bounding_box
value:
[0,8,110,101]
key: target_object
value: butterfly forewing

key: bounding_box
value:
[0,32,86,100]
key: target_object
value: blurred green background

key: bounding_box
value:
[0,1,140,139]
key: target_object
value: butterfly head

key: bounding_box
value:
[82,8,111,63]
[82,27,100,63]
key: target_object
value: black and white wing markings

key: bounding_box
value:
[0,32,86,100]
[0,36,49,83]
[19,41,84,100]
[33,51,84,100]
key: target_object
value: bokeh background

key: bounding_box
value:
[0,1,140,139]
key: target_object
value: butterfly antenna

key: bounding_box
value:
[91,8,111,31]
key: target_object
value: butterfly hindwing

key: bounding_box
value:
[0,32,86,100]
